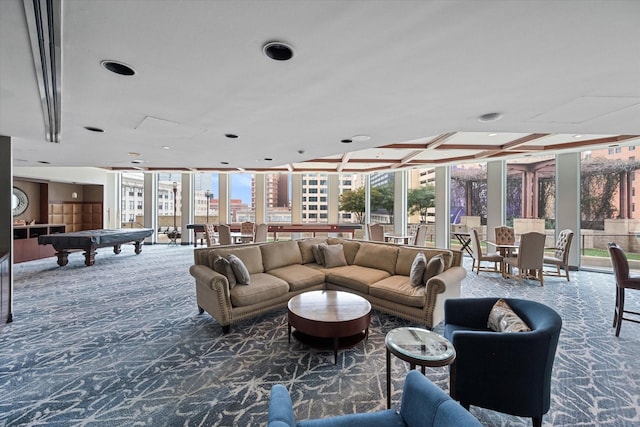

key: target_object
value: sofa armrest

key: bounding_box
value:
[189,264,230,293]
[189,264,233,321]
[268,385,296,427]
[425,266,467,295]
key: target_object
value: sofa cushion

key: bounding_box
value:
[211,246,264,274]
[370,275,427,308]
[261,240,303,271]
[228,254,251,285]
[353,243,398,274]
[326,265,391,294]
[267,264,326,291]
[327,238,360,264]
[230,273,289,307]
[424,254,445,282]
[312,243,327,266]
[298,238,327,264]
[409,252,427,287]
[321,243,348,268]
[212,255,237,288]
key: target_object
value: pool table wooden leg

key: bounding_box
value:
[84,250,96,266]
[134,241,143,254]
[55,251,69,267]
[113,244,122,254]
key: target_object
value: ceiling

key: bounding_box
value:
[1,0,640,174]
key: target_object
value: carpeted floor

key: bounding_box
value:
[1,243,639,426]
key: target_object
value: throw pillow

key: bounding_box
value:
[213,255,237,288]
[423,254,445,282]
[487,299,531,333]
[410,252,427,287]
[320,243,348,268]
[228,254,251,285]
[311,244,324,266]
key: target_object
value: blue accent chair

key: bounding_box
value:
[444,298,562,427]
[268,370,481,427]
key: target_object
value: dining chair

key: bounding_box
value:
[543,229,574,281]
[494,226,515,245]
[503,232,546,285]
[607,243,640,337]
[204,223,217,246]
[218,224,232,245]
[412,224,427,246]
[469,228,502,275]
[367,223,384,242]
[254,223,268,243]
[240,221,255,243]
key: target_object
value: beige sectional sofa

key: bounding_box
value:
[189,237,466,333]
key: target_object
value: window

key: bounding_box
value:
[609,148,614,155]
[616,147,622,154]
[129,201,134,210]
[309,188,318,194]
[308,205,318,210]
[320,197,327,202]
[320,205,328,211]
[309,196,318,202]
[630,146,636,151]
[320,213,328,219]
[136,203,142,210]
[309,213,317,219]
[342,180,352,186]
[309,179,318,185]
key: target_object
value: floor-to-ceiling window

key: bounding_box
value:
[120,172,145,229]
[265,173,291,223]
[370,171,394,233]
[302,173,329,224]
[450,162,487,248]
[408,167,436,247]
[230,173,255,223]
[338,172,366,239]
[580,144,640,271]
[194,172,219,224]
[157,173,181,243]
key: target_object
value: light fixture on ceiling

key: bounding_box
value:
[131,159,145,164]
[573,134,583,138]
[38,160,50,164]
[225,133,238,139]
[341,139,353,144]
[477,112,503,122]
[101,60,136,76]
[221,161,229,165]
[488,133,498,137]
[351,135,371,142]
[128,152,141,157]
[162,146,171,150]
[24,0,62,143]
[84,126,104,133]
[264,158,273,161]
[71,192,78,199]
[263,41,294,61]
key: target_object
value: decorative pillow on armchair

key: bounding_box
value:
[487,299,531,332]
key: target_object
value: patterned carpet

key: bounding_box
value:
[1,244,639,426]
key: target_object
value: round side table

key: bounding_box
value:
[385,327,456,408]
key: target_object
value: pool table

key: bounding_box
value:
[38,228,154,267]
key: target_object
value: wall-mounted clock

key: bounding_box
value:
[12,186,29,217]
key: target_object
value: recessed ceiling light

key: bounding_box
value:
[573,134,583,138]
[341,139,353,144]
[131,159,145,164]
[84,126,104,133]
[101,60,136,76]
[225,133,238,139]
[351,135,371,142]
[488,133,498,137]
[38,160,50,164]
[264,158,273,161]
[477,112,502,122]
[263,41,294,61]
[162,146,171,150]
[128,152,141,157]
[221,161,229,165]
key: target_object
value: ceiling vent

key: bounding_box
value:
[23,0,62,143]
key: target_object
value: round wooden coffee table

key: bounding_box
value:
[288,290,371,364]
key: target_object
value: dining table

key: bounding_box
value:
[485,241,519,276]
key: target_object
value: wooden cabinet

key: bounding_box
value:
[0,252,10,327]
[13,224,66,263]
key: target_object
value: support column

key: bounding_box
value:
[328,174,340,224]
[181,173,194,245]
[487,160,506,236]
[394,171,407,235]
[104,173,121,229]
[434,166,450,249]
[0,135,13,324]
[254,173,266,224]
[290,174,303,239]
[218,173,229,223]
[556,152,580,268]
[365,174,372,237]
[143,173,158,244]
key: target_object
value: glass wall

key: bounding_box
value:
[370,171,394,230]
[157,172,181,243]
[337,172,366,238]
[195,172,219,224]
[408,167,436,247]
[265,173,291,223]
[120,172,145,229]
[450,162,487,248]
[581,144,640,271]
[230,173,254,223]
[302,173,329,224]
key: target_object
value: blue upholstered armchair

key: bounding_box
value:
[268,370,481,427]
[444,298,562,427]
